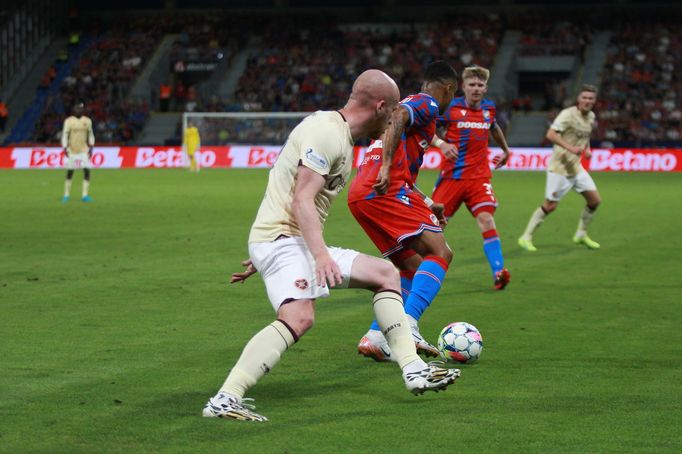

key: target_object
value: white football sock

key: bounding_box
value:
[373,290,425,370]
[219,320,295,399]
[576,206,597,237]
[521,207,546,239]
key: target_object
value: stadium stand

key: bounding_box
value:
[2,6,681,148]
[29,18,160,144]
[595,19,681,146]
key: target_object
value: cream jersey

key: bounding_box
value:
[248,111,354,243]
[548,106,595,176]
[62,116,95,154]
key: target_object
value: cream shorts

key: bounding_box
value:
[545,171,597,202]
[248,236,360,311]
[66,153,91,170]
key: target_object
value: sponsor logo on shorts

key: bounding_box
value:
[295,278,309,290]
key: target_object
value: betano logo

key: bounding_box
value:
[590,149,677,171]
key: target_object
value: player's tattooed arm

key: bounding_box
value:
[373,107,410,195]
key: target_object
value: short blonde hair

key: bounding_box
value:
[462,65,490,83]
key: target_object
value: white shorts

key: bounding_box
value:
[248,236,360,311]
[66,153,91,170]
[545,171,597,202]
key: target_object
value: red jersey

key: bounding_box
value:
[438,97,496,180]
[348,93,439,203]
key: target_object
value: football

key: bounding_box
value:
[437,322,483,364]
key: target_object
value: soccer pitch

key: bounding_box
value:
[2,169,681,452]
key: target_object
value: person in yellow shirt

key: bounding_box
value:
[61,103,95,202]
[183,120,200,172]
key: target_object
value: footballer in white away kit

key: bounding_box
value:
[61,102,95,202]
[202,69,461,422]
[519,84,602,251]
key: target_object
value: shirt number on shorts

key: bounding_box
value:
[483,183,495,201]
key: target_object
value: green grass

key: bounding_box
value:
[1,169,681,453]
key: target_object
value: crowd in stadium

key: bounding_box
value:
[596,21,681,145]
[14,10,682,148]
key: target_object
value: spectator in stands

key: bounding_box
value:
[159,81,172,112]
[0,100,8,132]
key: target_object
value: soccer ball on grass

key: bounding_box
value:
[437,322,483,363]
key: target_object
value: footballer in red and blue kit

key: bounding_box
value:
[348,92,442,261]
[432,95,508,288]
[348,92,448,336]
[350,60,459,361]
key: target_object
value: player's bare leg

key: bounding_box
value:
[574,190,601,249]
[475,211,510,290]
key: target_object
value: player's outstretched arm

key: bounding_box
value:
[230,259,257,284]
[491,124,511,169]
[292,165,342,288]
[373,107,410,195]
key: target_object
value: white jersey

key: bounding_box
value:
[248,111,354,243]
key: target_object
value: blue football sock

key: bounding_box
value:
[403,256,448,322]
[483,229,504,275]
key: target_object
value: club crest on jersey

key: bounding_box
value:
[305,149,328,170]
[460,109,467,116]
[483,110,490,119]
[295,279,309,290]
[399,195,411,206]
